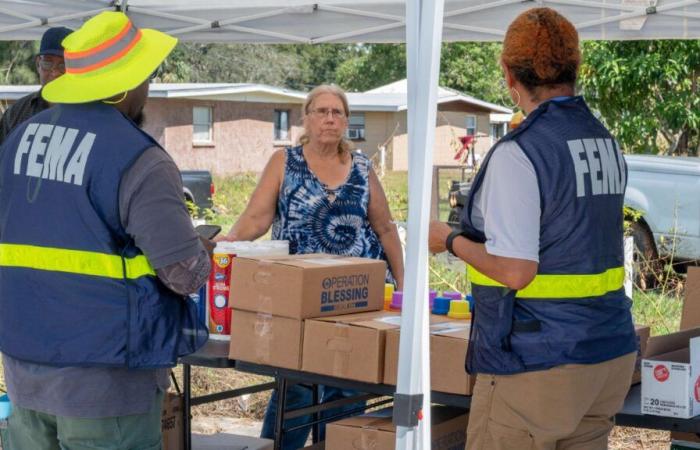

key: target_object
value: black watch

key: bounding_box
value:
[445,230,464,256]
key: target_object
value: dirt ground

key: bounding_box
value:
[182,367,676,449]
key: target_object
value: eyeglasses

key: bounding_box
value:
[309,107,346,119]
[37,58,65,74]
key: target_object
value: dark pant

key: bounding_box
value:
[261,384,366,450]
[6,391,163,450]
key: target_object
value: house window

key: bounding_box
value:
[465,116,477,136]
[491,123,507,140]
[193,106,212,143]
[274,110,290,141]
[347,112,366,141]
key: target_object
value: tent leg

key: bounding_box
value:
[394,0,446,449]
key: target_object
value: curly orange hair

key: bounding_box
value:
[502,8,580,90]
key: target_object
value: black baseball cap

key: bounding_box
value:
[39,27,74,57]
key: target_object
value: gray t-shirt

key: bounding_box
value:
[3,147,208,418]
[471,140,541,262]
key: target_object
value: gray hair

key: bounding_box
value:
[298,84,353,155]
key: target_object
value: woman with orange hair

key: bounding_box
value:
[429,8,636,450]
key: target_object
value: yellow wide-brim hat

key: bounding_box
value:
[43,11,177,104]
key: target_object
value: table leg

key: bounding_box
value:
[312,384,320,443]
[273,377,288,450]
[183,363,192,450]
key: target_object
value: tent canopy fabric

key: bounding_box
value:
[0,0,698,43]
[0,2,697,449]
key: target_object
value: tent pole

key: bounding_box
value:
[394,0,445,449]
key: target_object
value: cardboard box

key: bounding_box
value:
[681,267,700,331]
[631,324,651,385]
[641,330,700,418]
[325,406,468,450]
[671,431,700,445]
[228,309,304,369]
[384,321,474,395]
[161,392,183,450]
[641,268,700,418]
[230,254,385,319]
[192,433,273,450]
[302,443,325,450]
[302,311,401,383]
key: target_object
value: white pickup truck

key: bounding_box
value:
[448,155,700,272]
[625,155,700,269]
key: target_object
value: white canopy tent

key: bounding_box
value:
[0,1,699,41]
[0,1,698,449]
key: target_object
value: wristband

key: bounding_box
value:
[445,230,463,256]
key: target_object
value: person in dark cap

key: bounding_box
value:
[0,26,73,144]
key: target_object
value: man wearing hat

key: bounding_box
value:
[0,26,73,144]
[0,12,211,449]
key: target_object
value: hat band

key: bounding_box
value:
[64,22,142,74]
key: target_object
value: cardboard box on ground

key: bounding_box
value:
[632,324,651,385]
[642,267,700,419]
[228,254,386,369]
[192,433,273,449]
[325,406,468,450]
[161,392,183,450]
[302,442,325,450]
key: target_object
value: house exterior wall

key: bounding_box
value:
[386,107,493,172]
[353,111,405,171]
[1,93,503,175]
[143,98,303,175]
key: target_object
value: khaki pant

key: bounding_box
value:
[466,352,636,450]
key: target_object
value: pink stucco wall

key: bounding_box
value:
[142,98,303,175]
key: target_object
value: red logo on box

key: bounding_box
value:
[654,364,670,382]
[695,377,700,402]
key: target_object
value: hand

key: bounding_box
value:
[213,233,234,243]
[199,235,216,257]
[428,220,452,254]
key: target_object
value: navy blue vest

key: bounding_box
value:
[461,96,637,375]
[0,102,207,368]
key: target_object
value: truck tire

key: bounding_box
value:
[630,221,660,290]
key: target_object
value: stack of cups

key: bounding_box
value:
[384,284,395,311]
[390,291,403,312]
[432,297,451,315]
[442,291,463,301]
[428,290,437,310]
[466,294,474,312]
[448,300,471,320]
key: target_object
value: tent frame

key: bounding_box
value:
[0,1,699,448]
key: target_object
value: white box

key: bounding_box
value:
[642,336,700,418]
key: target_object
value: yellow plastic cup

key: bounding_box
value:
[384,283,395,311]
[447,300,471,320]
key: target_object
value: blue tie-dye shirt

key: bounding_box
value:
[272,145,394,283]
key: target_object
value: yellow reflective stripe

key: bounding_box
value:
[0,243,155,280]
[467,265,624,299]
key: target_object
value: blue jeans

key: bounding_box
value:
[261,384,365,450]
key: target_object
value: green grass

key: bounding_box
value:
[0,171,683,394]
[632,287,684,335]
[204,171,685,334]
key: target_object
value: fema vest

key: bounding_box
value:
[461,96,637,375]
[0,102,207,368]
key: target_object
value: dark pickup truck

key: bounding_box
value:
[181,170,214,216]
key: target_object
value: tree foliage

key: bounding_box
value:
[159,43,303,86]
[335,44,406,92]
[580,40,700,155]
[0,41,38,85]
[3,37,698,156]
[440,42,507,105]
